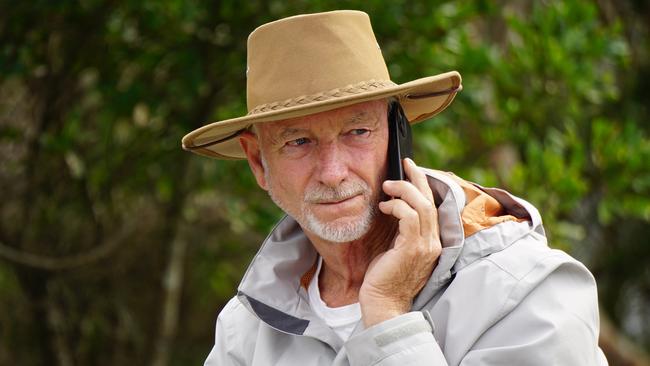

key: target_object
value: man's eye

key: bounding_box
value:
[350,129,370,136]
[287,137,310,147]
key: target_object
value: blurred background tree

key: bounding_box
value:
[0,0,648,365]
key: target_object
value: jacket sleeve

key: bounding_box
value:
[204,298,246,366]
[459,259,608,365]
[344,312,449,365]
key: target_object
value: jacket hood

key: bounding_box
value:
[235,169,544,347]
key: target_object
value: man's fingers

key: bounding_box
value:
[378,199,419,238]
[403,158,434,204]
[382,179,434,237]
[401,158,439,239]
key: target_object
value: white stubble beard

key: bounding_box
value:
[262,156,379,243]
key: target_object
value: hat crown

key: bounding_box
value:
[246,10,390,111]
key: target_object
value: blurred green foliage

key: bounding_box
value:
[0,0,648,365]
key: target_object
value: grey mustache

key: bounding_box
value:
[304,182,368,204]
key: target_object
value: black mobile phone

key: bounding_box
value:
[386,101,413,181]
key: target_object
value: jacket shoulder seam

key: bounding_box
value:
[483,247,568,281]
[487,251,576,318]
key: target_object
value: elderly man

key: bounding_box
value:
[182,10,608,366]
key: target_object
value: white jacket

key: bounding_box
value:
[205,169,608,365]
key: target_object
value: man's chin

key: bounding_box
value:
[303,214,374,244]
[307,195,367,220]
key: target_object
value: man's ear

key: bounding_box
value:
[239,131,269,191]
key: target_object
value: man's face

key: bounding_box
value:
[241,100,389,243]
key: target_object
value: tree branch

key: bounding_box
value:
[150,235,188,366]
[46,282,73,366]
[0,227,130,271]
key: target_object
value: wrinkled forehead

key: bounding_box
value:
[254,99,388,137]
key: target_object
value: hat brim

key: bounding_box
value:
[182,71,462,159]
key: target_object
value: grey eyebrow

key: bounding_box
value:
[279,127,308,141]
[346,112,368,125]
[345,112,380,127]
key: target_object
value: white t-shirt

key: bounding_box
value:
[307,256,362,341]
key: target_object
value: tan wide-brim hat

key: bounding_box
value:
[182,10,462,160]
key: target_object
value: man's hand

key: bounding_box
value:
[359,158,442,327]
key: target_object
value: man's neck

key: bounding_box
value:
[304,214,398,307]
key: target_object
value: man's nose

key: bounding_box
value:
[316,142,348,188]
